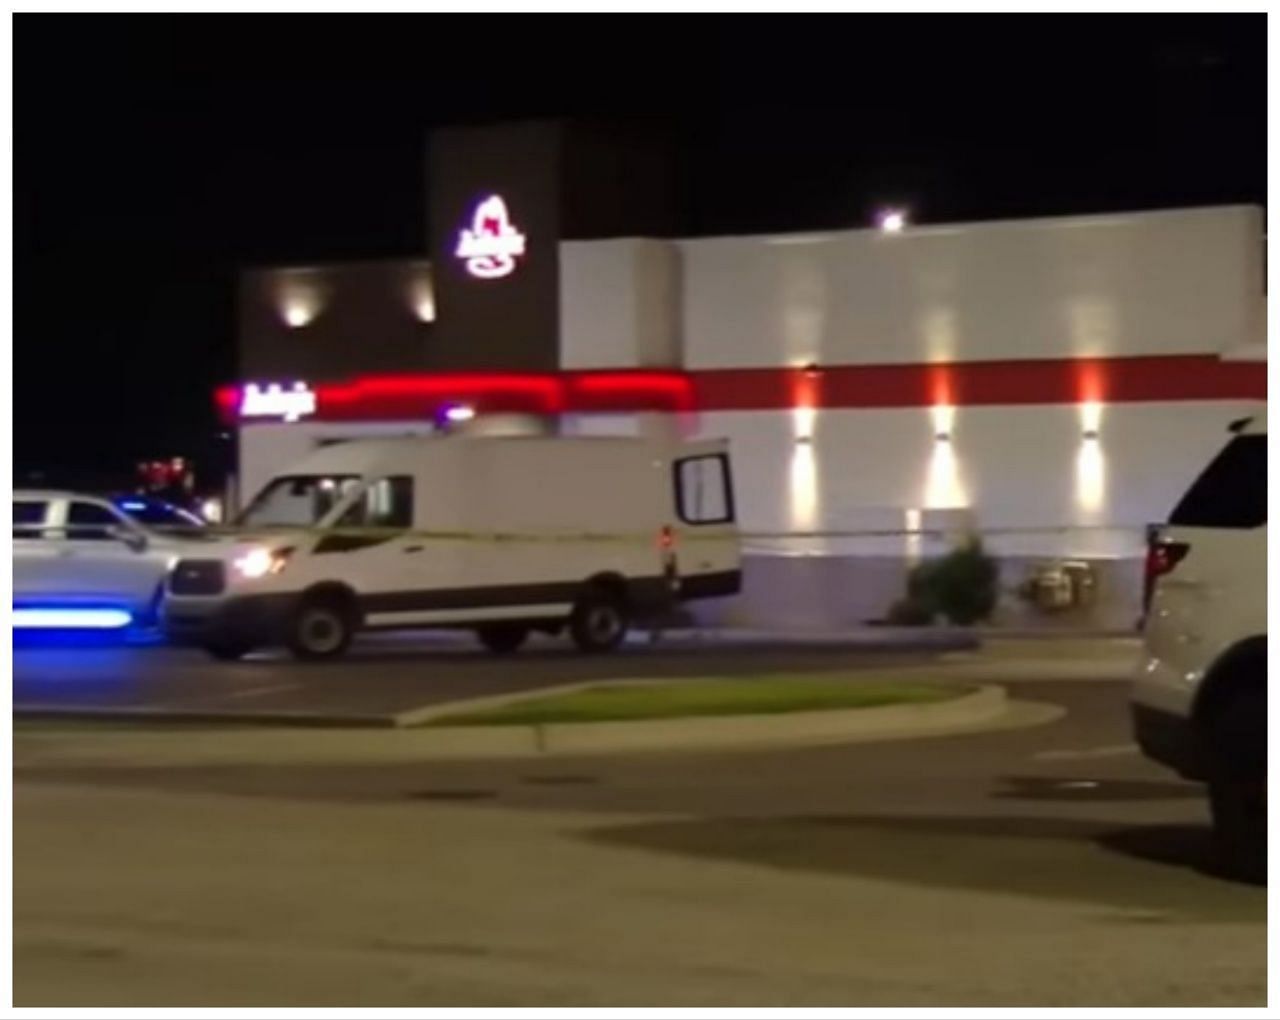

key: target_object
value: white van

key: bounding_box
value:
[164,435,741,660]
[1131,411,1266,881]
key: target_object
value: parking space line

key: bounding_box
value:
[225,683,303,701]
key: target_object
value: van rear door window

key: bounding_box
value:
[1169,435,1266,529]
[675,454,734,525]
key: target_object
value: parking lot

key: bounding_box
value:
[13,630,956,723]
[14,643,1266,1007]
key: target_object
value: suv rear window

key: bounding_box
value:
[1170,434,1266,529]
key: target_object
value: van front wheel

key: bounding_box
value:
[570,590,629,653]
[288,596,355,661]
[203,639,252,662]
[476,624,529,655]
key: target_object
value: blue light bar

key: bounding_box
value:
[13,608,133,629]
[120,500,147,511]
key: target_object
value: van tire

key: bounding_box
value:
[1206,687,1266,883]
[570,589,629,653]
[287,595,355,661]
[204,639,252,662]
[476,624,529,655]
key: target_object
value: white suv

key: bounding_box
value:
[1131,412,1266,882]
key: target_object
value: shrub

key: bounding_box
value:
[900,538,999,626]
[886,596,936,626]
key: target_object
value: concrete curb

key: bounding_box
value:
[412,684,1008,758]
[16,685,1012,764]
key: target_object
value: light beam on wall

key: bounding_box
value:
[789,389,820,531]
[1076,400,1106,513]
[925,405,968,509]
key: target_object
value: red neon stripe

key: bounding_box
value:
[692,356,1264,411]
[218,357,1264,424]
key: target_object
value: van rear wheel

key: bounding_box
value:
[287,596,355,661]
[476,624,529,655]
[570,589,629,653]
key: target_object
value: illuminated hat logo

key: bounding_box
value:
[455,194,527,279]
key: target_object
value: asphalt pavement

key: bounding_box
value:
[13,630,952,721]
[12,650,1266,1007]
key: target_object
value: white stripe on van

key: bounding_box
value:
[364,604,574,627]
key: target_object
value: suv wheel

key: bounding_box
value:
[569,588,629,653]
[1207,686,1266,883]
[287,596,355,661]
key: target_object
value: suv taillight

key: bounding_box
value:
[1143,538,1189,614]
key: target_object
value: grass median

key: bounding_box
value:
[427,675,967,727]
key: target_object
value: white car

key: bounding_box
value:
[13,490,208,631]
[1131,413,1266,882]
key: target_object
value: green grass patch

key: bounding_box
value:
[428,676,966,727]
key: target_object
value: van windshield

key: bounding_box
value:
[236,475,363,528]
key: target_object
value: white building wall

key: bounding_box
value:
[679,205,1263,367]
[691,400,1261,556]
[559,239,681,369]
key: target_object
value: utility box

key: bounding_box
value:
[1021,559,1099,613]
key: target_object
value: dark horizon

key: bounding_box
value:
[14,14,1265,486]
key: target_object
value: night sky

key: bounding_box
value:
[15,15,1264,489]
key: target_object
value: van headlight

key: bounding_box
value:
[232,546,294,579]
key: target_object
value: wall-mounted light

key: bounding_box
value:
[282,303,314,328]
[1076,436,1106,513]
[276,273,327,329]
[1080,400,1103,437]
[792,405,816,444]
[1077,400,1105,513]
[877,207,908,234]
[409,271,436,322]
[443,404,475,424]
[925,404,966,508]
[931,404,955,442]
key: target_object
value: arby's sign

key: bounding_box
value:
[455,195,527,279]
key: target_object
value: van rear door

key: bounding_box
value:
[671,441,742,600]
